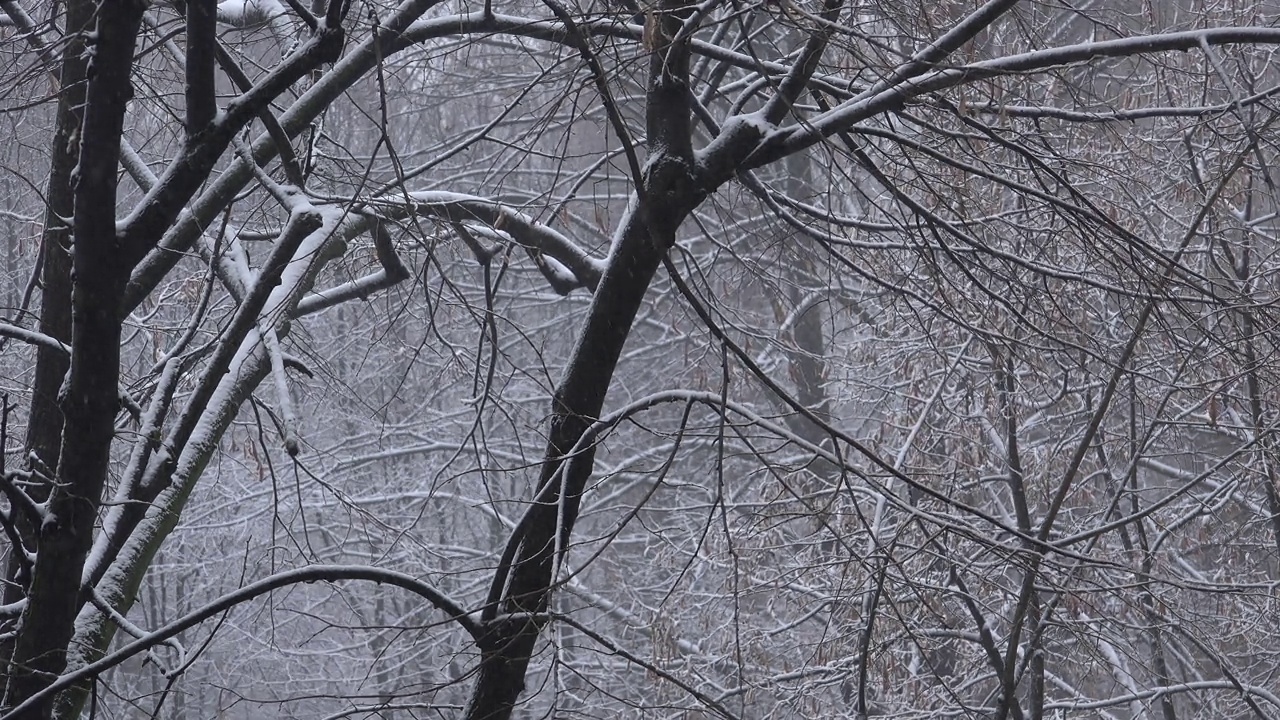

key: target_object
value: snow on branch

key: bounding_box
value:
[958,85,1280,122]
[216,0,293,45]
[1044,681,1280,713]
[85,586,187,676]
[398,191,605,291]
[0,322,70,356]
[216,0,285,26]
[116,7,345,270]
[294,215,411,316]
[775,27,1280,163]
[697,26,1280,177]
[0,0,38,38]
[0,471,46,530]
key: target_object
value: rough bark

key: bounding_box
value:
[3,2,145,714]
[0,0,90,666]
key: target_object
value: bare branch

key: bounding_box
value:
[0,565,481,720]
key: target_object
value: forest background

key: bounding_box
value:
[1,0,1279,717]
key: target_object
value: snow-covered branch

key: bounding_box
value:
[398,191,605,290]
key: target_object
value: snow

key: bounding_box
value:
[263,328,300,455]
[540,256,577,288]
[215,0,294,53]
[294,268,392,316]
[86,357,183,584]
[695,111,777,171]
[732,110,777,136]
[604,194,639,260]
[216,0,286,27]
[39,509,57,533]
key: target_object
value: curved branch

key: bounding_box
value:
[0,565,480,720]
[0,322,69,355]
[399,191,605,290]
[1044,681,1280,713]
[763,27,1280,165]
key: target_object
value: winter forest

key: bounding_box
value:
[1,0,1280,717]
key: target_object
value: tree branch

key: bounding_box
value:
[0,565,480,720]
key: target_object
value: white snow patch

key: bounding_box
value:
[216,0,285,26]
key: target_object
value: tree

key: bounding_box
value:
[3,0,1280,717]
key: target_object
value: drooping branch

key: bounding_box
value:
[295,216,410,315]
[0,565,480,720]
[401,192,604,290]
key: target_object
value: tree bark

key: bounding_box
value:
[3,2,144,714]
[0,0,90,670]
[462,5,701,718]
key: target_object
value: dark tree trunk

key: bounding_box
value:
[0,0,90,671]
[3,2,145,715]
[461,5,702,718]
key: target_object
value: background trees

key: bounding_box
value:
[2,0,1280,718]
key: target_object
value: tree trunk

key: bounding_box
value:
[0,0,89,671]
[3,3,144,714]
[462,6,702,717]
